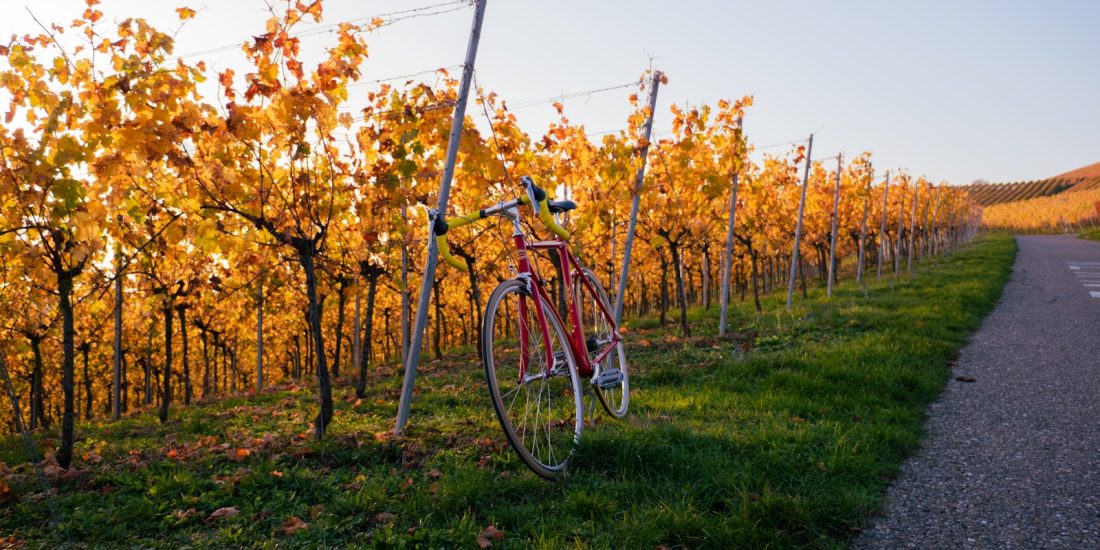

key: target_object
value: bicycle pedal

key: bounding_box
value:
[593,368,623,390]
[551,350,570,375]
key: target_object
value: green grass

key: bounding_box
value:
[0,234,1016,548]
[1079,226,1100,241]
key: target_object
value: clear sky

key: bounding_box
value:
[3,0,1098,184]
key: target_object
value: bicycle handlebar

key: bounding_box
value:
[434,177,571,272]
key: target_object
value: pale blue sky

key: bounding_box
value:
[3,0,1097,184]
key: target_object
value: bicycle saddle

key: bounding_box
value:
[546,199,577,214]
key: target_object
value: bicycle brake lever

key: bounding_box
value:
[522,176,541,215]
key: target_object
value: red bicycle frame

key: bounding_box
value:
[513,232,620,380]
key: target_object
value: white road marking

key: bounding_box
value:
[1068,264,1100,297]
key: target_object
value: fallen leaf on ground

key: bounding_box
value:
[477,525,505,548]
[227,448,250,461]
[42,464,64,480]
[172,508,198,521]
[375,512,395,523]
[24,489,57,501]
[207,506,240,521]
[58,468,83,481]
[280,516,308,535]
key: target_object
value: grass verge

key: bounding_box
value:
[0,234,1016,548]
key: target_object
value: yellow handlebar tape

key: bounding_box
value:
[537,199,571,240]
[446,211,483,232]
[436,236,468,271]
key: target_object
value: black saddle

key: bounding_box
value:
[546,200,577,214]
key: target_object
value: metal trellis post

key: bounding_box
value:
[613,70,663,325]
[786,134,813,310]
[395,0,487,434]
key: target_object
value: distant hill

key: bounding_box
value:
[963,161,1100,206]
[1051,161,1100,182]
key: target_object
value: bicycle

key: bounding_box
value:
[434,176,630,479]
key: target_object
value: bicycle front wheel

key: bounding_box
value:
[482,278,583,479]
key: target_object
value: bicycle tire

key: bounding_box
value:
[482,277,583,479]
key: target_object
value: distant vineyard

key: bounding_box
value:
[981,187,1100,232]
[963,177,1100,206]
[970,170,1100,231]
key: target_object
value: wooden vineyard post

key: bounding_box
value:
[256,279,264,391]
[614,70,663,325]
[877,171,890,280]
[857,169,872,284]
[718,173,741,334]
[907,181,919,271]
[826,153,843,297]
[786,134,813,310]
[893,180,906,274]
[353,289,361,382]
[718,117,743,336]
[396,0,487,434]
[112,252,123,420]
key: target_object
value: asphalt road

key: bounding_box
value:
[855,235,1100,549]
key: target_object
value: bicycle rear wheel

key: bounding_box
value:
[482,278,583,479]
[575,268,630,418]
